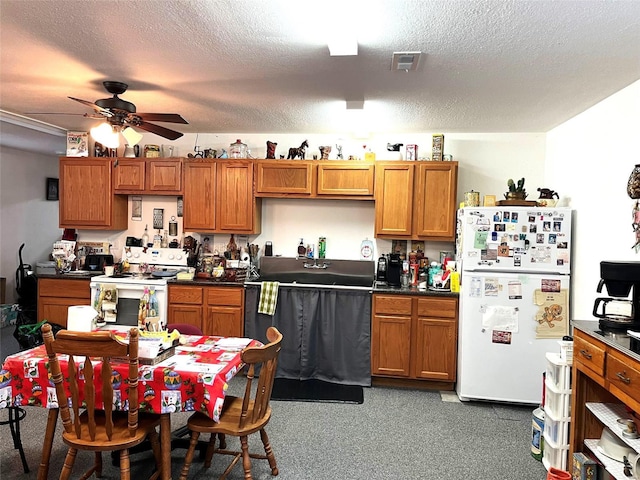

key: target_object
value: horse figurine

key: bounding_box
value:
[287,140,308,160]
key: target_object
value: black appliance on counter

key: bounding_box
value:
[593,261,640,332]
[84,254,114,272]
[386,254,402,287]
[376,255,387,282]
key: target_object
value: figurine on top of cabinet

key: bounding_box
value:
[266,141,277,159]
[287,139,308,159]
[336,144,343,159]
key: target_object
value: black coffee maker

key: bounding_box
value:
[386,254,402,287]
[593,261,640,331]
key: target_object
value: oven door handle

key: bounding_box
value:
[90,282,167,292]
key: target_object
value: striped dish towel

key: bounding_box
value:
[258,281,280,315]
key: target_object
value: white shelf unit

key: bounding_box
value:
[583,402,640,480]
[542,352,572,471]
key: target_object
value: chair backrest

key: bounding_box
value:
[239,326,282,428]
[41,323,140,441]
[167,323,203,336]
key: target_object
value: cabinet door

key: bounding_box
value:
[183,160,216,231]
[167,305,203,331]
[113,159,145,192]
[413,162,458,240]
[37,278,91,326]
[317,162,374,197]
[203,306,243,337]
[371,314,412,376]
[147,158,182,194]
[59,157,128,229]
[413,318,457,380]
[216,161,259,233]
[255,160,314,196]
[374,162,414,237]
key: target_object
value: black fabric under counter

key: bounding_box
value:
[244,285,371,386]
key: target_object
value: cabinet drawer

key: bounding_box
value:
[606,350,640,401]
[416,297,457,318]
[169,286,203,304]
[573,332,606,376]
[38,278,90,299]
[374,295,412,316]
[206,287,243,307]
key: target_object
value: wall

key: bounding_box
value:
[546,79,640,320]
[85,132,545,265]
[0,145,60,303]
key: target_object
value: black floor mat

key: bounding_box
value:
[271,378,364,404]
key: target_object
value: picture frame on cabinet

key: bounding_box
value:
[46,177,59,201]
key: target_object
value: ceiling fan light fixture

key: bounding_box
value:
[328,37,358,56]
[90,122,120,149]
[122,126,143,146]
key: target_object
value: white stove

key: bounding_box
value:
[89,247,189,328]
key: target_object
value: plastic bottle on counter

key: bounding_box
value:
[141,225,149,247]
[318,237,326,259]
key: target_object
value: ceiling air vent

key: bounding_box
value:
[391,51,421,71]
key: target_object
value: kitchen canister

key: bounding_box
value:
[464,190,480,207]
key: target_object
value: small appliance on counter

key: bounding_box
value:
[84,254,114,272]
[386,254,402,287]
[594,260,640,332]
[376,255,388,283]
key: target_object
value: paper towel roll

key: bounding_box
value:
[67,305,98,332]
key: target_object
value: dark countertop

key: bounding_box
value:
[572,319,640,363]
[372,283,459,297]
[36,272,102,280]
[169,279,244,287]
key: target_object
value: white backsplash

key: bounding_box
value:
[76,195,455,264]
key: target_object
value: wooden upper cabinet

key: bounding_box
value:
[183,159,216,231]
[317,162,374,197]
[183,159,261,234]
[255,160,314,196]
[413,162,458,240]
[374,162,414,237]
[59,157,128,230]
[113,158,182,194]
[216,161,261,233]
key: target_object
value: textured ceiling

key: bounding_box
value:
[1,0,639,144]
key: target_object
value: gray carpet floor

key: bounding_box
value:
[0,326,548,480]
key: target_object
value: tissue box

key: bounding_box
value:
[572,452,598,480]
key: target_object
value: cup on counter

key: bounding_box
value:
[104,265,115,276]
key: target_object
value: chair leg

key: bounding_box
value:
[149,429,163,480]
[60,448,78,480]
[179,431,201,480]
[93,451,103,478]
[8,407,29,473]
[260,428,279,476]
[204,433,216,468]
[240,435,252,479]
[218,433,227,449]
[119,449,131,480]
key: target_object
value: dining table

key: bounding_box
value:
[0,330,260,480]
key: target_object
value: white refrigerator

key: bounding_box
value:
[456,207,572,404]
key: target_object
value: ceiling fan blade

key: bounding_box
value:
[68,96,113,117]
[132,120,184,140]
[136,113,188,124]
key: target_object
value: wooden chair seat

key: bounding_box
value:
[179,327,282,480]
[61,410,161,451]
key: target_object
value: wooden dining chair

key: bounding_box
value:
[179,327,283,480]
[41,323,163,480]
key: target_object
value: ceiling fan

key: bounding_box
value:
[68,81,188,140]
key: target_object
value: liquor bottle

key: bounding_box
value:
[297,238,306,257]
[141,225,149,247]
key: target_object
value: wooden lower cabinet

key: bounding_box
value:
[168,284,244,337]
[38,278,91,327]
[371,294,458,384]
[570,324,640,474]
